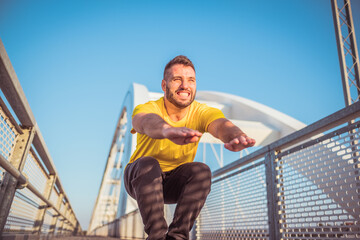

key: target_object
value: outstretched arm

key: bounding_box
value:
[208,118,255,152]
[132,113,202,145]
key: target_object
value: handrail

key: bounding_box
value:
[0,39,35,127]
[0,39,71,203]
[0,38,82,236]
[0,154,75,226]
[0,154,27,187]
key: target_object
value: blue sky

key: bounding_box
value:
[1,0,359,230]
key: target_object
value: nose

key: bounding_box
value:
[180,80,189,89]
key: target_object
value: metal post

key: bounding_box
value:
[331,0,360,201]
[33,174,56,234]
[61,202,69,235]
[49,193,63,235]
[0,127,35,234]
[331,0,360,106]
[265,150,281,240]
[57,201,67,235]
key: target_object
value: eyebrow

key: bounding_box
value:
[171,76,196,81]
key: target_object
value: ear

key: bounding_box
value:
[161,79,166,92]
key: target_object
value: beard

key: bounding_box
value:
[166,85,196,109]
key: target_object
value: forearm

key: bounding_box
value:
[209,118,255,151]
[134,113,171,139]
[133,113,202,145]
[216,120,246,143]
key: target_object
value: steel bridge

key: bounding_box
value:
[1,0,360,239]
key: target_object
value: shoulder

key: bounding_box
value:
[133,97,163,115]
[188,100,225,132]
[191,100,217,112]
[191,100,225,119]
[191,100,205,109]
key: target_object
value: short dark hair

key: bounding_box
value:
[163,55,195,79]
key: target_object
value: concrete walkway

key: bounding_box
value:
[49,236,142,240]
[50,237,126,240]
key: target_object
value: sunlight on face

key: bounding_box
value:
[162,64,196,109]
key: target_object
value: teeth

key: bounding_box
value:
[179,92,189,97]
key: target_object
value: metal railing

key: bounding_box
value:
[198,102,360,240]
[0,39,82,239]
[91,209,145,239]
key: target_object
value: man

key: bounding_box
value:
[124,55,255,240]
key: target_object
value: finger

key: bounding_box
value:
[181,128,194,134]
[186,129,202,136]
[184,136,200,144]
[194,131,202,137]
[239,136,249,145]
[224,143,234,151]
[229,138,240,145]
[226,141,238,150]
[225,142,243,152]
[179,129,195,137]
[228,138,247,150]
[246,137,255,146]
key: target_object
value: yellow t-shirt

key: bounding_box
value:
[129,97,225,172]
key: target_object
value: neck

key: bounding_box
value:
[163,98,190,121]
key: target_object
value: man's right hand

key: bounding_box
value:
[162,127,202,145]
[133,113,202,145]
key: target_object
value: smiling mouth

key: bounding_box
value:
[177,91,190,97]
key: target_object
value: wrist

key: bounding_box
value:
[161,123,173,138]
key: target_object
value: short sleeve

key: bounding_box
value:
[130,101,160,134]
[196,105,225,133]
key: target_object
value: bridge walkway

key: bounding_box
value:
[49,237,123,240]
[2,1,360,237]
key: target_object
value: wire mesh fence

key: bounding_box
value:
[22,150,49,196]
[4,188,43,233]
[198,159,269,240]
[91,209,145,239]
[276,121,360,239]
[0,107,17,161]
[195,120,360,240]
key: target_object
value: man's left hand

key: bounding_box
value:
[224,135,256,152]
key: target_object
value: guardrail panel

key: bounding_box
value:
[198,158,269,240]
[277,121,360,239]
[22,150,48,195]
[49,187,59,210]
[41,209,55,234]
[4,188,44,233]
[0,107,17,161]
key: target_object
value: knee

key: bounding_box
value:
[135,156,162,176]
[186,162,212,194]
[187,162,212,182]
[192,162,211,175]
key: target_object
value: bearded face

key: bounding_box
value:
[165,84,196,109]
[162,64,197,109]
